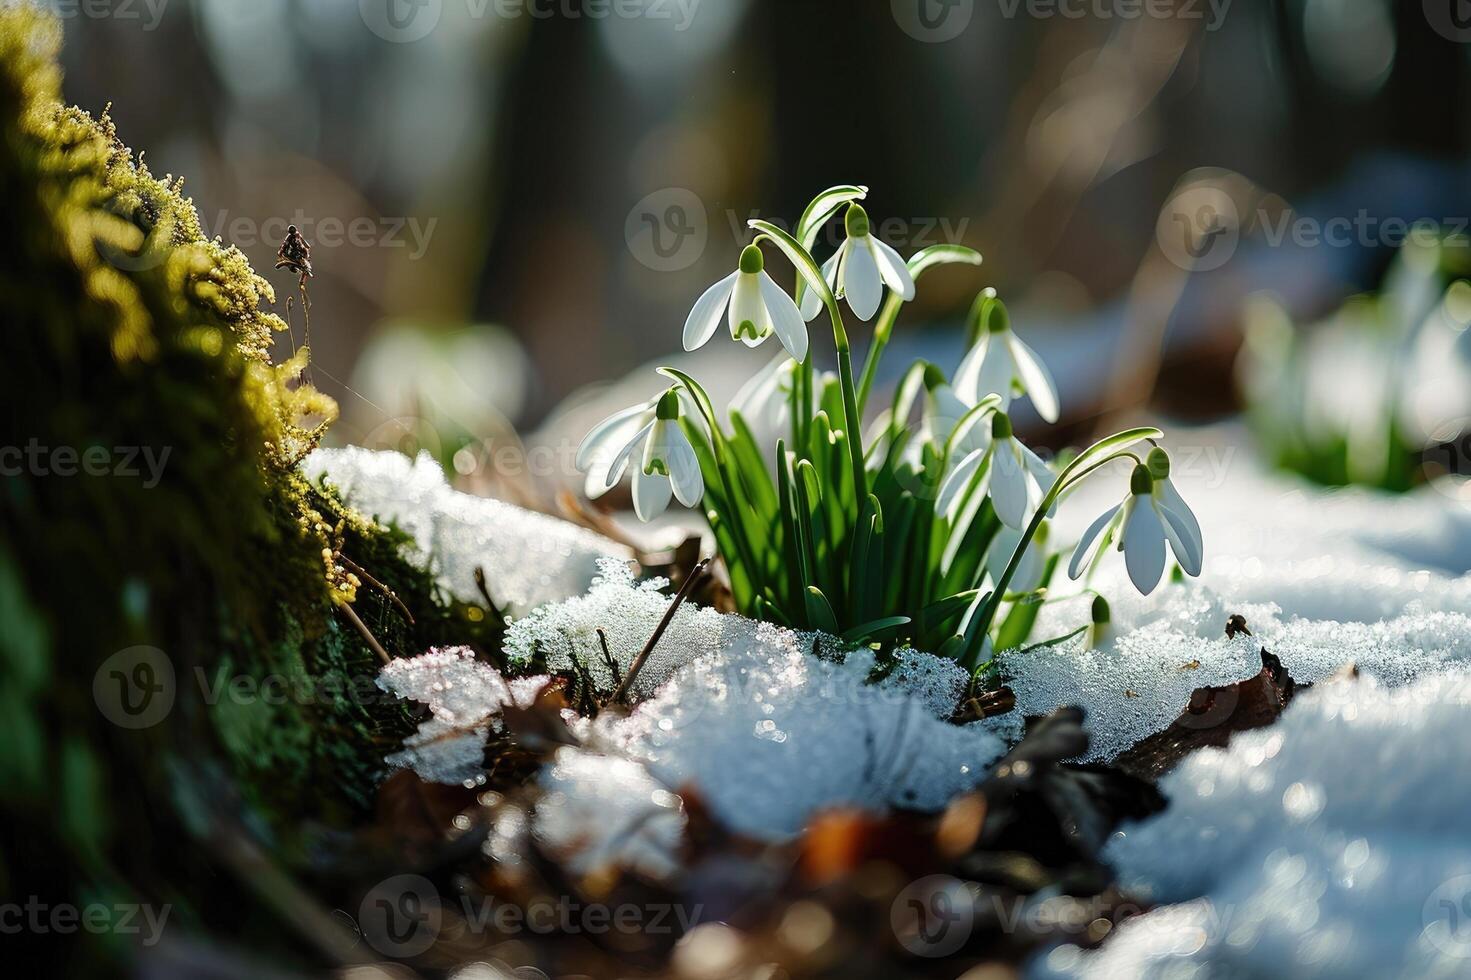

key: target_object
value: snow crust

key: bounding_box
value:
[1004,433,1471,760]
[305,447,629,615]
[1035,669,1471,978]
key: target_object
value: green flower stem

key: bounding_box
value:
[961,438,1156,675]
[823,294,868,506]
[856,292,904,415]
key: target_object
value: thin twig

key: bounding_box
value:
[611,560,709,705]
[595,628,622,688]
[473,566,502,615]
[339,601,391,665]
[339,553,415,624]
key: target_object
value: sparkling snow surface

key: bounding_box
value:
[1034,669,1471,979]
[363,431,1471,969]
[305,447,630,615]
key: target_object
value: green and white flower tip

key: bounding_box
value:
[1068,457,1203,595]
[576,388,704,521]
[953,290,1060,424]
[936,410,1056,531]
[684,243,809,362]
[799,203,916,322]
[1086,594,1112,649]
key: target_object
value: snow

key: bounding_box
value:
[305,447,630,615]
[1001,428,1471,760]
[1034,668,1471,979]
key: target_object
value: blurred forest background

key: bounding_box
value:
[53,0,1471,487]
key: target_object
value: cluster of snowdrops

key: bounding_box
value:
[578,186,1204,676]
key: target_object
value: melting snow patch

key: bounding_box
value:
[305,447,629,614]
[1033,668,1471,978]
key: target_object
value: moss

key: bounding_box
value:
[0,7,501,972]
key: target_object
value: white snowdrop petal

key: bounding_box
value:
[1008,333,1060,423]
[1157,499,1203,576]
[665,424,705,507]
[842,236,884,320]
[937,447,987,518]
[729,272,772,346]
[952,333,994,405]
[682,272,737,351]
[606,420,655,491]
[631,463,672,521]
[801,249,842,321]
[871,237,916,300]
[759,271,809,363]
[576,404,650,473]
[989,443,1031,530]
[1159,477,1204,560]
[1122,498,1167,594]
[1068,503,1121,580]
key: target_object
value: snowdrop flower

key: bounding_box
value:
[920,367,990,458]
[937,412,1055,531]
[1146,447,1202,571]
[684,244,808,362]
[730,354,796,435]
[986,520,1049,594]
[953,292,1059,423]
[577,389,703,521]
[1068,462,1202,595]
[799,204,915,321]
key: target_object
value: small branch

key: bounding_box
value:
[596,628,622,688]
[338,601,391,665]
[611,560,709,705]
[339,553,414,624]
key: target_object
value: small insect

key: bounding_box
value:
[275,223,313,289]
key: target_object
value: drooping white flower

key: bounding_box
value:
[1068,461,1202,595]
[577,389,704,521]
[953,291,1059,423]
[1147,447,1203,576]
[936,412,1055,531]
[730,353,796,435]
[920,368,989,459]
[799,204,915,322]
[986,520,1049,595]
[684,244,808,362]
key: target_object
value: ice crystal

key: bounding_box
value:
[306,447,630,614]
